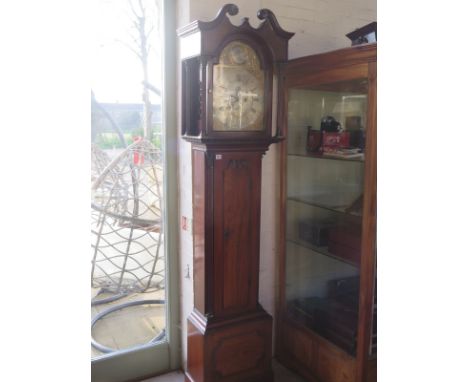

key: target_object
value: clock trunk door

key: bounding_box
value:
[213,151,262,317]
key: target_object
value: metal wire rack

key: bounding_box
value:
[91,139,164,296]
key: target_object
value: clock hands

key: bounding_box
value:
[220,86,261,130]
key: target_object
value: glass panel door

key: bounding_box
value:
[91,1,178,380]
[285,79,368,356]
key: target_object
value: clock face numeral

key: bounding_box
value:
[212,41,265,131]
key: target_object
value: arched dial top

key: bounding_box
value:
[212,41,265,132]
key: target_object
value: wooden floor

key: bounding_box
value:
[140,360,306,382]
[91,288,166,358]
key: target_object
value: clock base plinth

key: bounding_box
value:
[185,309,273,382]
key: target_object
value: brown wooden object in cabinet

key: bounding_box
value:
[277,44,377,382]
[178,5,293,382]
[279,319,356,382]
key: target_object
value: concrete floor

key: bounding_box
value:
[141,360,306,382]
[91,289,166,358]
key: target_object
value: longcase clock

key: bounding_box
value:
[178,4,293,382]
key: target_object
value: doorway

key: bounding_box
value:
[90,1,179,380]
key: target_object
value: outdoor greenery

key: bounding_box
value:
[94,124,162,150]
[94,132,133,149]
[91,99,162,150]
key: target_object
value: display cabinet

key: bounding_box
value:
[277,44,377,382]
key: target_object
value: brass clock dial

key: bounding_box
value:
[212,41,265,131]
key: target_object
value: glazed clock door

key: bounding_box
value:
[212,41,265,131]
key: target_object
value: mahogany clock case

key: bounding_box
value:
[179,4,293,144]
[178,5,294,382]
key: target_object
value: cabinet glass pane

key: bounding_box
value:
[285,80,368,355]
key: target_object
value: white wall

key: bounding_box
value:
[176,0,376,370]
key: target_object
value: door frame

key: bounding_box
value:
[91,0,180,380]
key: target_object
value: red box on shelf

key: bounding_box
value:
[322,131,350,153]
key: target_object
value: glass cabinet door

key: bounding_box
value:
[285,78,375,356]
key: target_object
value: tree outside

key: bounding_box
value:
[91,0,162,151]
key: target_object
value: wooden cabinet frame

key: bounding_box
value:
[276,44,377,382]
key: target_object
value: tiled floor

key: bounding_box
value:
[140,359,306,382]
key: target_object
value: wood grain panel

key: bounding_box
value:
[286,64,368,89]
[317,338,356,382]
[282,320,316,370]
[214,331,265,377]
[213,152,262,317]
[279,318,356,382]
[208,313,273,382]
[186,311,273,382]
[221,159,252,310]
[187,319,205,382]
[192,149,207,314]
[285,44,376,76]
[366,358,377,382]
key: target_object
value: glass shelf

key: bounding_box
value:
[287,238,359,268]
[284,82,368,362]
[288,196,362,217]
[288,150,365,163]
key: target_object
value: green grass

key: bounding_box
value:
[94,133,133,149]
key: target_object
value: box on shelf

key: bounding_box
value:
[322,131,350,153]
[298,219,336,247]
[328,223,362,265]
[327,276,360,309]
[306,127,321,152]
